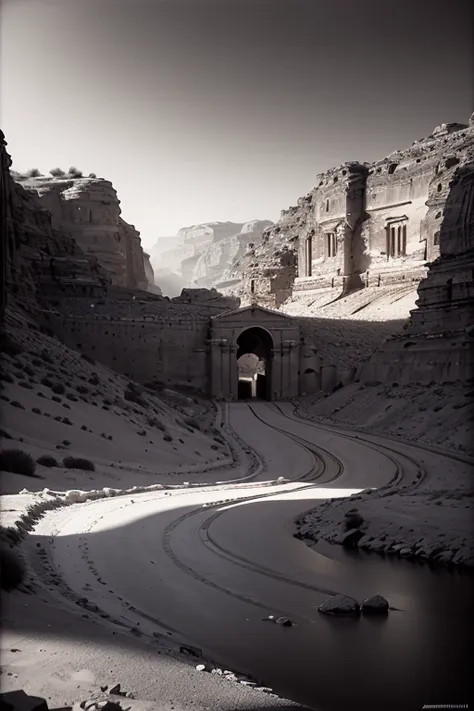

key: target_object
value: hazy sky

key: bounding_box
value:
[1,0,473,249]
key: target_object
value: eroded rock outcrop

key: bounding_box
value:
[1,130,109,317]
[150,220,273,294]
[19,175,153,292]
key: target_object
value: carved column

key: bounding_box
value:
[229,344,239,401]
[287,340,299,397]
[210,338,223,399]
[271,347,282,400]
[280,342,292,398]
[221,341,231,400]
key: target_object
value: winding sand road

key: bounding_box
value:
[22,403,472,710]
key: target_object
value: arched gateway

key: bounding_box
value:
[209,304,303,400]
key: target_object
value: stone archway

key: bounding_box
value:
[236,326,273,400]
[209,304,302,400]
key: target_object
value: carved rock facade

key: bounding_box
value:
[234,118,474,308]
[360,161,474,384]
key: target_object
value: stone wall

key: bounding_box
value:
[245,117,474,308]
[20,175,153,293]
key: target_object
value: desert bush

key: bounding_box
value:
[183,417,200,430]
[163,434,172,442]
[81,353,95,365]
[0,333,23,356]
[31,407,41,414]
[66,393,78,402]
[40,350,53,364]
[63,456,95,471]
[68,166,83,178]
[26,168,42,178]
[51,396,62,403]
[0,449,37,476]
[18,381,33,390]
[0,544,25,591]
[88,172,97,178]
[10,401,25,409]
[37,454,59,467]
[76,384,89,394]
[52,383,66,395]
[0,373,14,383]
[41,376,53,388]
[49,167,66,177]
[0,429,13,440]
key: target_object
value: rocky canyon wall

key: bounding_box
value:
[1,130,109,321]
[18,174,154,293]
[150,220,273,295]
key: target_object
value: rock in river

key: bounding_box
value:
[318,594,360,616]
[361,594,389,613]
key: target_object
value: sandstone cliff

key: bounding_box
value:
[18,174,154,293]
[1,130,109,319]
[150,220,273,295]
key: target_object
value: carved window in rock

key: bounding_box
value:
[325,199,330,213]
[305,236,313,276]
[386,223,407,258]
[433,231,440,246]
[326,232,337,258]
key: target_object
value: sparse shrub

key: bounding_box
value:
[81,425,87,430]
[52,383,65,395]
[0,373,14,383]
[37,392,45,398]
[62,440,71,446]
[66,393,78,402]
[40,350,53,364]
[0,333,23,356]
[51,396,62,403]
[88,172,97,178]
[0,429,13,440]
[67,166,83,178]
[41,377,53,388]
[31,407,41,414]
[26,168,42,178]
[0,449,37,476]
[62,403,71,409]
[62,417,73,425]
[89,376,100,386]
[76,384,89,394]
[37,454,58,467]
[163,434,172,442]
[10,401,25,410]
[18,380,33,390]
[102,405,110,411]
[137,429,146,437]
[63,456,95,471]
[0,544,25,591]
[49,167,66,177]
[183,417,200,430]
[54,416,62,421]
[81,353,95,365]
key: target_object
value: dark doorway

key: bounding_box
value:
[238,379,252,399]
[236,327,274,400]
